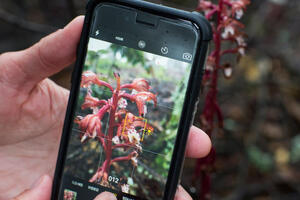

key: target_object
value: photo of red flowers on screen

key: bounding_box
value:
[63,38,192,199]
[75,70,157,185]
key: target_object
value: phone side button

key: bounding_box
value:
[177,156,186,190]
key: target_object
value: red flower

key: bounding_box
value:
[75,114,102,142]
[81,71,113,91]
[132,78,151,92]
[81,92,107,110]
[134,92,157,116]
[121,78,151,92]
[81,71,98,88]
[120,91,157,117]
[231,0,250,19]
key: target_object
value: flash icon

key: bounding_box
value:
[138,40,146,49]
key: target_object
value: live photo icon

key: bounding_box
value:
[183,52,192,61]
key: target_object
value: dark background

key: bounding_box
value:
[1,0,299,199]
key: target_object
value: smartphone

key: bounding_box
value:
[52,0,211,200]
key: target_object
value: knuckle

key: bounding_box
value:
[34,42,53,73]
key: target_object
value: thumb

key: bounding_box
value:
[174,186,193,200]
[94,192,117,200]
[0,16,84,92]
[12,175,52,200]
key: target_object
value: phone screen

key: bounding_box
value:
[58,4,198,200]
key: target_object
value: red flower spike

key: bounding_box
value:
[196,0,250,199]
[76,71,157,189]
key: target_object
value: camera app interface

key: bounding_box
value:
[59,31,194,199]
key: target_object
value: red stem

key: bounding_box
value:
[206,7,218,19]
[200,1,224,199]
[210,50,218,57]
[215,102,224,128]
[98,136,107,151]
[97,104,110,119]
[119,93,135,101]
[95,79,114,92]
[120,83,133,90]
[213,0,223,89]
[103,77,121,177]
[221,48,238,56]
[98,100,108,106]
[111,155,132,163]
[197,0,249,199]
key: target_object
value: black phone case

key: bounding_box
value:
[51,1,212,200]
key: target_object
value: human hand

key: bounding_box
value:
[0,16,84,199]
[11,127,210,200]
[0,16,211,200]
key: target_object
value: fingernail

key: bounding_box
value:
[31,175,46,189]
[94,192,117,200]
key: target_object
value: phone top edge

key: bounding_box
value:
[91,3,199,64]
[86,0,212,41]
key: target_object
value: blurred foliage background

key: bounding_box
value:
[0,0,299,199]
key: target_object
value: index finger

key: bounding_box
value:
[0,16,84,92]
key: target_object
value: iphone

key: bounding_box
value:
[52,0,211,199]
